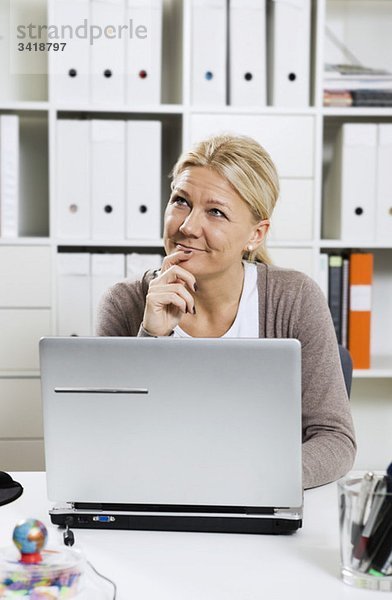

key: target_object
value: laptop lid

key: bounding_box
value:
[40,337,302,510]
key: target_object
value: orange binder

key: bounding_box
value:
[348,253,373,369]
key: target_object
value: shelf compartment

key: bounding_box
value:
[321,116,392,244]
[320,249,392,376]
[0,111,50,239]
[19,113,50,237]
[0,0,48,103]
[325,1,392,76]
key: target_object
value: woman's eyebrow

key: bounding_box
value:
[173,187,190,198]
[173,188,232,211]
[205,198,232,210]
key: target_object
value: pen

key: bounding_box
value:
[381,547,392,576]
[352,478,387,570]
[351,472,375,545]
[368,464,392,553]
[367,517,392,575]
[365,463,392,575]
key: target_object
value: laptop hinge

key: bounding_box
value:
[73,502,275,515]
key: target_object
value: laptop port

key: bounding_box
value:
[77,516,89,524]
[92,515,115,523]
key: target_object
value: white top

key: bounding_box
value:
[0,472,383,600]
[174,261,259,338]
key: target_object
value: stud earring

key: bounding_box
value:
[247,245,253,252]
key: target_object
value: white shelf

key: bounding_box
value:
[320,240,392,249]
[0,102,49,112]
[0,238,50,246]
[56,239,165,248]
[323,108,392,118]
[55,104,184,115]
[354,356,392,378]
[55,239,318,249]
[268,240,315,248]
[354,369,392,379]
[0,372,40,379]
[190,106,318,116]
[54,104,318,116]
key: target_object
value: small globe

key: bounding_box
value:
[12,518,48,556]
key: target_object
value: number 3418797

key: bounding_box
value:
[18,42,66,52]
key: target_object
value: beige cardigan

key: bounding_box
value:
[96,262,356,489]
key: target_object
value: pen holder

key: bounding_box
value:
[0,546,84,598]
[0,518,85,598]
[338,475,392,592]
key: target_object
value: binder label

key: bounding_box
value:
[350,285,371,311]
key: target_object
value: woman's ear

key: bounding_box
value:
[248,219,270,250]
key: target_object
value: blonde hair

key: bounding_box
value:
[170,134,280,264]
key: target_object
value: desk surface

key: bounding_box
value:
[0,472,381,599]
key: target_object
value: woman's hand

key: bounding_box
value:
[142,250,197,336]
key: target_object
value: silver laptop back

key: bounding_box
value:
[40,337,302,509]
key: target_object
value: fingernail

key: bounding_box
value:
[193,283,198,292]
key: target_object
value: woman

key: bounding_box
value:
[97,133,356,489]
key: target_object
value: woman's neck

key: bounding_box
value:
[194,261,245,315]
[178,262,245,337]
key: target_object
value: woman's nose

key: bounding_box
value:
[179,211,202,237]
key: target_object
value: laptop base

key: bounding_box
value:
[50,508,302,535]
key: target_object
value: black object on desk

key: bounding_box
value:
[0,472,23,506]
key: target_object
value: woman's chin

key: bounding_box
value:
[179,255,205,274]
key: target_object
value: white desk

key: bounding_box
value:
[0,473,381,599]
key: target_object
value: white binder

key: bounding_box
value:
[56,120,90,239]
[0,309,51,371]
[57,253,92,336]
[126,120,161,240]
[376,124,392,242]
[126,252,162,282]
[269,247,314,279]
[191,0,227,105]
[190,113,314,178]
[0,115,19,238]
[229,0,266,106]
[0,246,51,308]
[318,253,329,300]
[126,0,162,105]
[323,124,377,242]
[91,120,126,240]
[90,0,125,105]
[269,179,313,242]
[50,0,90,104]
[91,253,125,333]
[268,0,311,107]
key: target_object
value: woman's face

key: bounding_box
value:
[163,166,267,278]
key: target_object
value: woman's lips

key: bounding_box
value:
[175,243,205,252]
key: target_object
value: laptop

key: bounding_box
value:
[39,337,303,534]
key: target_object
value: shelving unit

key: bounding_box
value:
[0,0,391,470]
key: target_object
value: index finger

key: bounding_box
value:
[158,263,197,292]
[160,249,193,273]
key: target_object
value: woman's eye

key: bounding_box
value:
[209,208,226,218]
[172,196,189,207]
